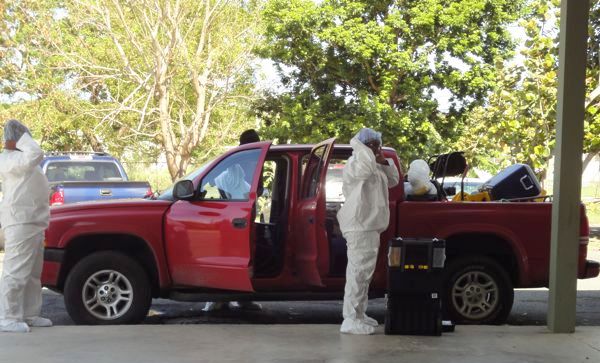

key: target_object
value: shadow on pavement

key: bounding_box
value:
[508,289,600,326]
[42,290,600,326]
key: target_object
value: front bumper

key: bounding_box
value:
[580,259,600,279]
[42,248,65,288]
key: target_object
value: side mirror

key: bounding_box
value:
[173,180,195,200]
[444,186,456,196]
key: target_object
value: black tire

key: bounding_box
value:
[64,251,152,325]
[443,256,514,325]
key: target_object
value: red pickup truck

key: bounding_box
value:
[41,139,599,325]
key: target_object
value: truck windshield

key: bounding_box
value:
[157,159,214,201]
[46,161,122,182]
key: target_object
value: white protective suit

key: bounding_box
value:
[337,133,399,334]
[0,133,51,333]
[214,164,251,200]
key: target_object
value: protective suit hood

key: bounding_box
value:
[214,164,251,199]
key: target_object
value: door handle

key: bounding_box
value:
[307,216,314,224]
[232,218,247,229]
[100,189,112,196]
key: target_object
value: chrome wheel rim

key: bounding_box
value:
[82,270,133,320]
[451,270,499,320]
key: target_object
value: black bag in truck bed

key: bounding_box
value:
[482,163,541,200]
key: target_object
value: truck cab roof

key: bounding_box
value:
[43,151,116,163]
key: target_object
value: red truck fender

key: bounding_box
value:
[435,223,530,286]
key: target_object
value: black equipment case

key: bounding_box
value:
[385,237,447,336]
[481,163,541,200]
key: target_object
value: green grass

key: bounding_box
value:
[586,203,600,226]
[582,182,600,226]
[125,164,174,194]
[582,182,600,199]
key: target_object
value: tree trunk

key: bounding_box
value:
[83,130,104,152]
[582,152,598,175]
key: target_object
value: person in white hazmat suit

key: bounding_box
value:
[202,129,263,312]
[0,119,52,333]
[214,164,251,200]
[337,128,399,335]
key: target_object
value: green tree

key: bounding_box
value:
[584,0,600,170]
[52,0,262,180]
[1,1,262,180]
[256,0,525,162]
[456,1,557,182]
[0,0,104,150]
[457,0,600,183]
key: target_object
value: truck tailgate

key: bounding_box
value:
[51,181,150,204]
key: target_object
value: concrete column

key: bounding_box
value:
[548,0,590,333]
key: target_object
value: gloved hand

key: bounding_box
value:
[3,119,31,142]
[375,152,388,165]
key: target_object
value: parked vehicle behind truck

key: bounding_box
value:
[41,140,599,325]
[42,152,152,206]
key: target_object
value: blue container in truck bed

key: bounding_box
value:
[41,152,152,206]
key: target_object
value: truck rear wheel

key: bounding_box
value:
[64,251,152,325]
[443,256,513,324]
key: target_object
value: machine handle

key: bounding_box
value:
[519,175,534,190]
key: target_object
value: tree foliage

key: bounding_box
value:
[1,0,261,181]
[456,0,600,182]
[54,0,262,180]
[584,0,600,166]
[255,0,525,162]
[0,0,103,150]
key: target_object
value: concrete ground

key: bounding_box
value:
[0,325,598,363]
[0,236,598,362]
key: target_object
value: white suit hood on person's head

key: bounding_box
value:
[336,133,400,234]
[356,128,382,145]
[214,164,251,199]
[3,119,31,142]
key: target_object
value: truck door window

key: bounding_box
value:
[301,156,348,202]
[199,149,261,201]
[325,159,347,202]
[255,157,289,223]
[256,160,275,222]
[301,145,327,199]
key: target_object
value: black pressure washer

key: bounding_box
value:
[384,237,455,336]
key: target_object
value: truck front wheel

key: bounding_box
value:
[64,251,152,325]
[443,256,514,324]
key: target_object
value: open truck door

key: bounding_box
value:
[165,142,272,291]
[294,138,336,287]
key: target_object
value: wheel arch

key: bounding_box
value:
[444,233,520,286]
[57,234,160,297]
